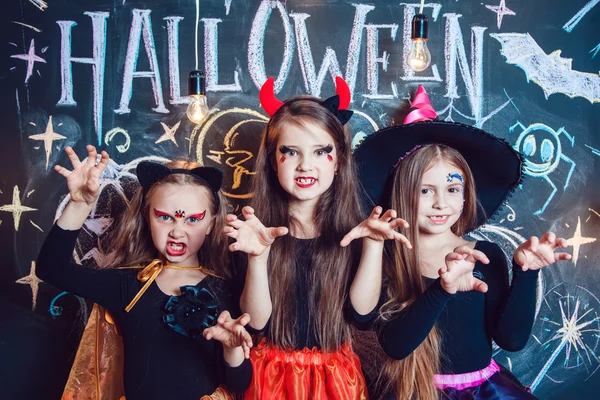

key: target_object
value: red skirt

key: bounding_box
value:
[244,339,368,400]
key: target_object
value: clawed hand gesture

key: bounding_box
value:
[340,206,412,248]
[203,311,253,359]
[223,206,288,256]
[514,232,571,271]
[440,245,490,294]
[55,145,110,206]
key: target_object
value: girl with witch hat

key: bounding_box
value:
[224,77,412,399]
[37,146,253,399]
[346,87,572,399]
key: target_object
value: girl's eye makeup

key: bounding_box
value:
[279,145,298,157]
[153,209,173,221]
[186,211,206,223]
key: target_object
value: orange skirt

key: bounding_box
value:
[245,339,368,400]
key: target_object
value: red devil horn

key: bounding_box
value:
[335,76,351,110]
[403,86,438,124]
[259,77,284,117]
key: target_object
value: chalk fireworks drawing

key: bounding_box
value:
[491,33,600,103]
[530,286,600,392]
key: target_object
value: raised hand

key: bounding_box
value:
[54,145,110,206]
[440,245,490,294]
[223,206,288,256]
[203,311,253,359]
[340,206,412,248]
[514,232,571,271]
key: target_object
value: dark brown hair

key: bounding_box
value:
[251,97,364,350]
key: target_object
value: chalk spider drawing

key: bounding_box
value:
[510,122,575,216]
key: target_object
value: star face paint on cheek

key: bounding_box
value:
[447,173,464,183]
[174,210,185,219]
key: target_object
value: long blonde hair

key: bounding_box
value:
[251,97,364,350]
[379,144,479,399]
[104,160,231,278]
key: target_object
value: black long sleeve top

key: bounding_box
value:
[36,224,252,400]
[357,241,540,374]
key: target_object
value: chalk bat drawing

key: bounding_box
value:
[490,33,600,104]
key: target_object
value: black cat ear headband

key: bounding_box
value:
[136,161,223,211]
[259,76,354,125]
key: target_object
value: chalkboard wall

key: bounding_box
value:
[0,1,598,398]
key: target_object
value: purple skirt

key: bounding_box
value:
[436,360,538,400]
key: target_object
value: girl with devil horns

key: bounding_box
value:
[224,77,411,399]
[350,87,571,399]
[37,147,253,399]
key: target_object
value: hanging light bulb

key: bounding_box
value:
[187,70,209,124]
[408,13,431,72]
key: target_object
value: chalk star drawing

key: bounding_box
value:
[16,261,43,311]
[10,39,46,84]
[485,0,516,29]
[156,121,181,146]
[566,217,596,266]
[0,186,37,231]
[510,122,575,215]
[28,116,67,170]
[530,287,600,392]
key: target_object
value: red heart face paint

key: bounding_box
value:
[280,155,286,163]
[327,154,333,162]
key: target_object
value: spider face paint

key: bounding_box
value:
[174,210,185,219]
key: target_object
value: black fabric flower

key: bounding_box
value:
[163,286,219,338]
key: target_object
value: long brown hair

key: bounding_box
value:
[379,144,479,399]
[104,160,231,279]
[251,97,364,350]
